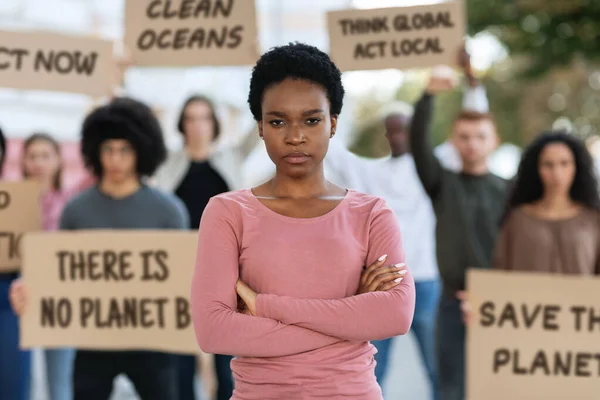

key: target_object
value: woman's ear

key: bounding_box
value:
[330,115,338,138]
[258,122,264,140]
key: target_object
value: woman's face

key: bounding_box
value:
[538,142,576,195]
[259,78,337,179]
[183,101,215,145]
[23,139,61,185]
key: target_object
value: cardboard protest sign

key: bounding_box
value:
[0,30,115,96]
[0,182,42,272]
[466,269,600,400]
[327,1,465,72]
[20,231,199,354]
[124,0,259,67]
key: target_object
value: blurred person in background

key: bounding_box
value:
[10,97,189,400]
[20,133,75,400]
[0,126,32,400]
[460,131,600,320]
[410,65,509,400]
[153,95,246,400]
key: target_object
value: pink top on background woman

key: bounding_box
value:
[191,189,415,399]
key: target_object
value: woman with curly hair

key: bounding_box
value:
[460,131,600,319]
[190,42,416,399]
[10,97,189,400]
[492,131,600,273]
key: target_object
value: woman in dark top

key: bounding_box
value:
[158,96,233,400]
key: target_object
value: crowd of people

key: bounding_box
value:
[0,41,598,400]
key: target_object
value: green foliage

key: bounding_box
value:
[467,0,600,78]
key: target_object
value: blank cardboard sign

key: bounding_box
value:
[0,30,115,96]
[0,182,42,272]
[20,230,200,354]
[467,269,600,400]
[327,1,465,72]
[124,0,259,67]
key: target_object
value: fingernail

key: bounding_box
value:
[397,270,407,275]
[394,278,403,283]
[395,263,406,269]
[378,254,388,262]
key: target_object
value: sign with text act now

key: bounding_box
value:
[124,0,259,67]
[0,30,115,96]
[327,1,465,72]
[20,231,200,354]
[467,269,600,400]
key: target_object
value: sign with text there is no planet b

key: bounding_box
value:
[20,231,199,354]
[327,1,465,72]
[125,0,259,67]
[467,269,600,400]
[0,31,115,96]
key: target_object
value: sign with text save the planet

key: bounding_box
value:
[0,182,42,272]
[20,231,199,354]
[124,0,259,67]
[0,31,115,96]
[327,1,465,72]
[466,269,600,400]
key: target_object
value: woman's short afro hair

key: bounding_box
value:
[248,42,345,121]
[81,97,167,178]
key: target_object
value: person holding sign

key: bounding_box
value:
[191,43,416,399]
[11,97,189,400]
[410,66,510,400]
[459,131,600,321]
[20,133,75,400]
[0,126,32,400]
[154,95,242,400]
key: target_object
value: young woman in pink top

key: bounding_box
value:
[21,133,75,400]
[191,43,416,399]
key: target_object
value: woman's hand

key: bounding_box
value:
[236,279,258,316]
[9,278,28,316]
[357,255,408,295]
[456,291,472,324]
[425,65,458,95]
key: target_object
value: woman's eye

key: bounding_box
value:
[269,120,284,127]
[306,118,321,125]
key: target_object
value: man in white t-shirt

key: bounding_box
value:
[325,102,440,400]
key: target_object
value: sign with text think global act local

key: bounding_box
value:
[327,1,465,72]
[20,231,199,354]
[467,269,600,400]
[124,0,259,67]
[0,30,115,96]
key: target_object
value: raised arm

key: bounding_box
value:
[410,93,443,198]
[190,197,344,357]
[255,199,416,342]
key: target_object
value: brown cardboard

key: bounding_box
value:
[466,269,600,400]
[0,181,42,272]
[20,230,200,354]
[124,0,259,67]
[327,1,465,72]
[0,30,116,96]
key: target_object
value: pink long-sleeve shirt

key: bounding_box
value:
[191,189,415,399]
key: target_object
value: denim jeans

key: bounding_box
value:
[45,347,76,400]
[0,275,31,400]
[436,294,465,400]
[372,279,440,400]
[176,353,234,400]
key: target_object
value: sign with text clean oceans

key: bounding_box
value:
[125,0,259,67]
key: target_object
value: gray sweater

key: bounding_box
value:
[60,185,189,230]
